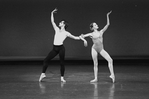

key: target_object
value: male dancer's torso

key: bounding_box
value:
[53,30,70,45]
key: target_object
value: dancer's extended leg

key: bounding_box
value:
[100,49,115,83]
[90,48,98,83]
[39,48,58,82]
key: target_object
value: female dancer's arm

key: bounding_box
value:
[79,34,88,47]
[101,11,112,33]
[82,33,92,38]
[79,33,92,47]
[51,8,59,31]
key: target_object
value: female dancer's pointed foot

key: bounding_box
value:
[110,75,115,83]
[61,77,66,83]
[39,73,46,82]
[90,79,98,83]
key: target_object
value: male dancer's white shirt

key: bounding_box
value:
[53,30,71,45]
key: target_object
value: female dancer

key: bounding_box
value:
[80,11,115,83]
[39,8,87,82]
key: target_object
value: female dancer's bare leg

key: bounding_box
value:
[100,49,115,83]
[90,47,98,83]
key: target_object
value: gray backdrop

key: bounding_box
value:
[0,0,149,60]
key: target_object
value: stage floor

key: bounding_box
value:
[0,63,149,99]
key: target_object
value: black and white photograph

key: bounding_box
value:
[0,0,149,99]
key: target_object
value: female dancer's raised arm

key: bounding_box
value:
[101,11,112,33]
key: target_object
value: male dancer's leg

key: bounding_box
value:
[59,46,66,82]
[39,48,58,82]
[42,49,58,73]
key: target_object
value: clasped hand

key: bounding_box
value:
[79,34,87,47]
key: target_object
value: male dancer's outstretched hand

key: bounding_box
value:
[79,34,88,47]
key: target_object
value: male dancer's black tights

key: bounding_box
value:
[42,45,65,76]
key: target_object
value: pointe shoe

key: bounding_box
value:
[39,74,46,82]
[90,79,98,83]
[110,75,115,83]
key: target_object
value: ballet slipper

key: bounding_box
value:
[39,73,46,82]
[61,77,66,83]
[90,79,98,83]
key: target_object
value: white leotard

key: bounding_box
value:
[91,31,103,52]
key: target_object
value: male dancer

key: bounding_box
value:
[39,8,87,82]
